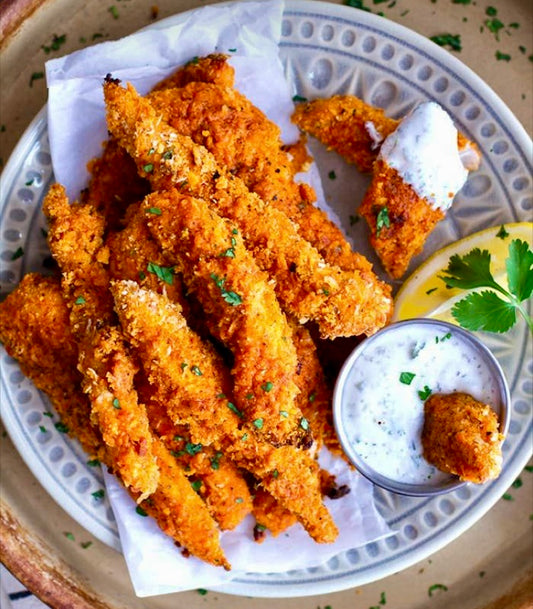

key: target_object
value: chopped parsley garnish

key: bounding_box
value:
[112,398,121,409]
[184,442,203,456]
[308,392,316,403]
[428,583,448,596]
[349,214,360,226]
[80,541,93,549]
[191,480,202,492]
[502,492,514,500]
[210,452,223,470]
[439,239,533,333]
[280,410,289,418]
[197,589,208,596]
[235,497,244,504]
[418,385,432,401]
[300,417,309,431]
[241,432,248,441]
[399,371,416,385]
[30,72,45,87]
[147,207,161,215]
[74,296,86,305]
[495,51,511,62]
[11,247,24,260]
[485,17,505,40]
[430,33,462,51]
[496,225,509,240]
[228,48,237,53]
[42,33,66,53]
[261,381,273,392]
[136,506,148,517]
[328,170,337,180]
[292,94,308,102]
[375,207,390,236]
[147,262,174,285]
[162,150,173,160]
[227,402,243,418]
[344,0,372,11]
[272,469,279,478]
[142,163,154,173]
[210,273,243,306]
[63,532,75,541]
[39,426,47,433]
[191,365,203,376]
[91,489,105,500]
[108,5,119,19]
[43,411,53,418]
[25,178,34,186]
[87,459,100,467]
[253,418,264,429]
[54,421,69,433]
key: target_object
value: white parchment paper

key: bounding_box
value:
[45,0,391,597]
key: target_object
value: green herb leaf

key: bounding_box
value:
[253,418,264,429]
[191,480,202,492]
[29,72,45,87]
[147,207,162,215]
[261,381,273,392]
[292,94,308,102]
[54,421,69,433]
[112,398,121,409]
[430,33,462,51]
[11,247,24,260]
[375,207,390,236]
[191,365,202,376]
[399,371,416,385]
[185,442,203,456]
[328,170,337,180]
[495,51,511,62]
[136,506,148,517]
[496,224,509,239]
[75,296,86,305]
[92,489,105,500]
[506,239,533,302]
[452,290,517,333]
[227,402,243,418]
[87,459,100,467]
[63,532,75,541]
[439,248,497,290]
[418,385,432,401]
[147,262,174,285]
[300,417,309,431]
[428,583,448,596]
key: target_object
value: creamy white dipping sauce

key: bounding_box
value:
[335,322,501,486]
[379,101,468,212]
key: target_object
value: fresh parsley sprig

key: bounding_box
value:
[439,239,533,334]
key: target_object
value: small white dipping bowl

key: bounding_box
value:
[332,319,510,497]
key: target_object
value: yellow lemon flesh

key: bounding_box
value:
[393,222,533,324]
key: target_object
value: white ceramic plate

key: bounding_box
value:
[0,0,531,598]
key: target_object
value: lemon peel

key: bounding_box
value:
[393,222,533,323]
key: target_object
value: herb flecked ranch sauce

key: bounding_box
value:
[379,101,468,212]
[338,324,500,484]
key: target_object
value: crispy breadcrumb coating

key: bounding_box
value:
[422,392,504,484]
[103,80,393,338]
[292,95,481,173]
[140,189,307,447]
[0,274,104,458]
[111,280,339,543]
[148,80,373,275]
[359,158,445,279]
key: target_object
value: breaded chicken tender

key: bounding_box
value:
[148,80,372,275]
[103,79,393,338]
[140,189,307,447]
[0,273,103,458]
[292,94,481,173]
[111,280,338,543]
[151,53,235,91]
[0,275,229,566]
[359,158,445,279]
[292,94,399,173]
[422,392,504,484]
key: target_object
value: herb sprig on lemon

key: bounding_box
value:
[393,222,533,334]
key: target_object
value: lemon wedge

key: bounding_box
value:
[393,222,533,323]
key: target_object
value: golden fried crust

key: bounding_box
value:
[103,80,393,338]
[0,274,103,457]
[252,488,297,539]
[292,95,398,173]
[111,280,338,543]
[422,392,504,484]
[152,53,235,91]
[135,438,230,569]
[359,159,444,279]
[83,138,149,230]
[148,82,373,276]
[80,326,160,501]
[141,189,307,448]
[292,95,480,173]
